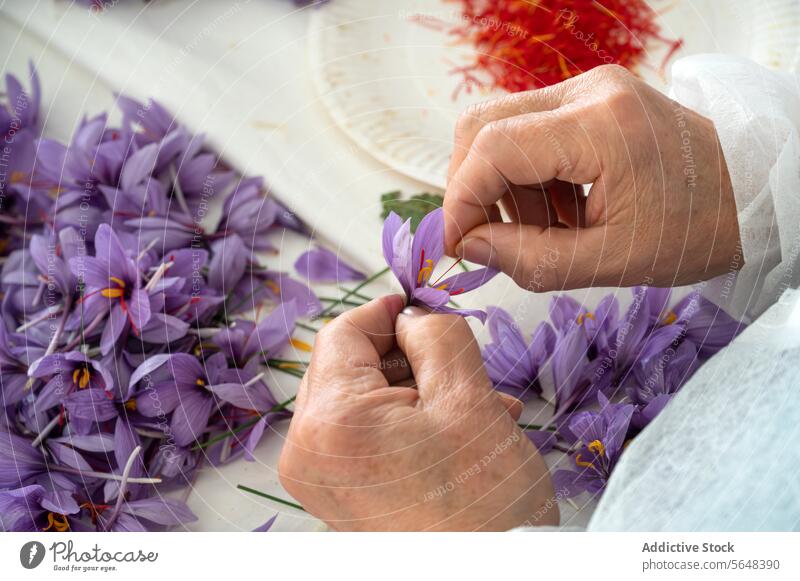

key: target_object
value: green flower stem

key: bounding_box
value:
[319,297,365,308]
[267,362,306,379]
[518,423,558,432]
[337,287,373,302]
[319,266,390,317]
[295,321,320,333]
[268,358,309,366]
[237,484,306,512]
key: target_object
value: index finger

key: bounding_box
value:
[443,109,595,256]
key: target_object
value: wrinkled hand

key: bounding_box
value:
[279,296,557,531]
[444,64,741,292]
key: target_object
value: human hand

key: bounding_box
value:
[278,296,558,531]
[443,64,741,292]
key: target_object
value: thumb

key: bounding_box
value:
[395,307,495,407]
[455,222,620,292]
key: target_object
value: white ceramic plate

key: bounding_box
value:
[309,0,798,190]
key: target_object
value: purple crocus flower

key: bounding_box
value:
[552,393,634,497]
[227,268,321,318]
[0,484,82,532]
[382,209,497,322]
[212,300,298,366]
[217,177,300,252]
[611,286,685,385]
[29,351,115,413]
[294,247,365,283]
[116,95,177,144]
[132,352,277,447]
[666,291,743,358]
[1,63,40,136]
[549,293,619,357]
[69,224,152,354]
[549,322,599,422]
[0,324,45,406]
[482,306,554,401]
[174,134,235,212]
[626,340,699,429]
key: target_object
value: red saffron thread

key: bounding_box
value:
[447,0,682,95]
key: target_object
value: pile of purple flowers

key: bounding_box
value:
[482,287,743,498]
[0,65,342,531]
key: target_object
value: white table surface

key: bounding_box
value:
[0,0,734,530]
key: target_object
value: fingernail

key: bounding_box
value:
[456,238,499,269]
[400,306,428,318]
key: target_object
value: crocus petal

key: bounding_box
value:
[411,287,450,309]
[94,224,136,283]
[122,496,197,526]
[0,432,43,488]
[127,287,152,331]
[120,143,158,191]
[410,208,445,286]
[0,485,45,531]
[243,300,298,361]
[252,514,278,532]
[113,417,143,479]
[525,430,557,454]
[63,389,118,426]
[100,303,128,355]
[382,212,403,268]
[207,383,267,411]
[208,234,248,292]
[134,381,183,416]
[170,391,213,447]
[166,353,204,385]
[436,266,498,294]
[294,247,365,283]
[128,354,171,391]
[138,313,189,344]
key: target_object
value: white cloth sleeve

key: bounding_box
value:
[670,54,800,320]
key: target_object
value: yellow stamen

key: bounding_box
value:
[662,311,677,325]
[196,378,206,387]
[265,280,281,296]
[124,400,137,412]
[290,338,313,352]
[575,454,594,468]
[72,367,91,389]
[277,362,303,370]
[587,439,605,457]
[434,283,449,291]
[42,512,70,532]
[417,259,434,284]
[10,171,26,183]
[109,276,126,288]
[100,288,124,299]
[576,312,595,325]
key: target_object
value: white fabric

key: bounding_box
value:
[584,55,800,530]
[670,54,800,320]
[589,287,800,531]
